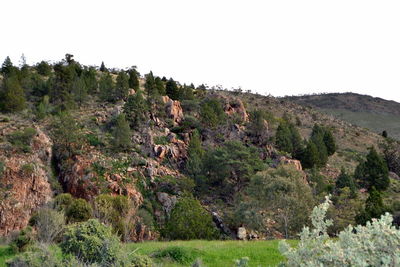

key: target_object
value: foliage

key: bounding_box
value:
[10,227,35,253]
[99,72,114,102]
[355,187,390,225]
[115,71,129,101]
[241,165,314,238]
[200,141,265,198]
[6,244,62,267]
[166,78,180,100]
[61,219,121,265]
[185,130,205,178]
[128,68,140,90]
[164,197,217,240]
[65,198,93,223]
[200,98,226,128]
[130,254,154,267]
[335,168,356,194]
[0,75,26,112]
[248,110,269,144]
[279,196,400,267]
[112,113,132,151]
[7,127,36,153]
[31,208,65,243]
[124,90,148,128]
[53,193,74,211]
[152,246,201,264]
[35,61,52,76]
[355,147,389,191]
[275,121,303,158]
[381,138,400,176]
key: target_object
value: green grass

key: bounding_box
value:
[126,240,296,267]
[0,246,15,267]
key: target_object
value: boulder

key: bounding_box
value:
[163,96,184,125]
[237,227,247,240]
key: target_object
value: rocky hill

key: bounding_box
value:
[283,93,400,140]
[0,56,399,242]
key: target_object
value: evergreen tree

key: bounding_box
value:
[154,76,166,95]
[35,61,52,76]
[144,71,158,97]
[301,141,319,169]
[99,73,114,102]
[166,78,180,100]
[249,110,269,144]
[179,84,195,100]
[128,68,140,90]
[112,114,132,151]
[1,56,16,76]
[82,67,98,94]
[100,61,107,72]
[186,130,205,178]
[200,99,225,128]
[71,77,87,106]
[289,123,303,158]
[310,124,328,167]
[275,122,293,154]
[123,91,148,128]
[355,187,389,225]
[355,147,389,191]
[36,95,50,120]
[114,71,129,101]
[335,168,356,194]
[382,130,388,138]
[0,76,26,112]
[323,128,336,156]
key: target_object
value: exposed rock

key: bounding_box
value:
[389,171,400,180]
[0,128,53,236]
[128,89,136,95]
[224,99,249,122]
[278,156,303,171]
[237,227,247,240]
[163,96,184,125]
[156,192,177,216]
[212,212,232,237]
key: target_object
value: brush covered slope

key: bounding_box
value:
[0,55,399,244]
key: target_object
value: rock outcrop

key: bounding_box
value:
[163,96,184,126]
[0,128,53,236]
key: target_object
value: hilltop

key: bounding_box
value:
[283,93,400,140]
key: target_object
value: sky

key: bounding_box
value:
[1,0,400,102]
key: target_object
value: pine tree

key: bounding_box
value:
[166,78,180,100]
[144,71,157,97]
[0,76,26,112]
[100,61,107,72]
[99,73,114,102]
[289,123,303,158]
[1,56,16,76]
[335,168,356,194]
[275,122,293,154]
[310,124,328,167]
[357,147,390,191]
[323,128,336,156]
[154,76,166,95]
[301,141,319,169]
[115,71,129,101]
[113,114,132,151]
[186,130,205,177]
[128,68,140,90]
[356,187,389,225]
[123,91,148,128]
[71,77,87,106]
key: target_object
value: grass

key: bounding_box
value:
[126,240,296,267]
[0,246,15,267]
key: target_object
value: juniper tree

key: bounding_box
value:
[99,72,114,102]
[115,71,129,101]
[166,78,180,100]
[112,114,132,151]
[123,90,148,128]
[0,75,26,112]
[128,67,140,90]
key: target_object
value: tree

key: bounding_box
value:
[0,76,26,112]
[164,196,217,240]
[115,71,129,101]
[244,165,314,238]
[356,187,389,225]
[382,130,388,138]
[99,72,114,102]
[166,78,180,100]
[155,76,166,95]
[1,56,16,76]
[66,198,93,223]
[82,66,98,94]
[123,90,148,128]
[335,168,356,194]
[100,61,107,72]
[144,71,158,97]
[200,99,226,128]
[35,61,52,76]
[186,130,205,178]
[128,68,140,90]
[112,114,132,151]
[355,147,389,191]
[300,141,319,169]
[323,128,336,156]
[248,110,269,144]
[31,208,65,243]
[310,124,329,167]
[71,77,87,106]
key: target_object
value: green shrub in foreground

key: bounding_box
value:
[152,246,201,264]
[279,196,400,267]
[60,219,120,265]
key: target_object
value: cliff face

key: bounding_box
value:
[0,128,53,235]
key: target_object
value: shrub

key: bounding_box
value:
[6,244,62,267]
[31,208,65,243]
[7,127,36,153]
[65,198,92,223]
[21,163,35,176]
[0,160,4,178]
[279,196,400,266]
[53,193,74,211]
[154,136,169,145]
[10,227,35,253]
[152,246,201,264]
[164,196,218,240]
[61,219,120,265]
[130,254,154,267]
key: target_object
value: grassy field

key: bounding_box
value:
[0,240,295,267]
[126,240,296,267]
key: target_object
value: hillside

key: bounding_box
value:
[0,55,399,262]
[283,93,400,140]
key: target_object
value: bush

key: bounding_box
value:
[61,219,121,265]
[164,196,218,240]
[279,196,400,266]
[0,160,4,178]
[53,193,74,211]
[31,208,65,243]
[7,127,36,153]
[130,254,154,267]
[6,244,62,267]
[65,198,92,223]
[152,246,201,264]
[10,227,35,253]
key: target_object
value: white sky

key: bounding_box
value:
[1,0,400,102]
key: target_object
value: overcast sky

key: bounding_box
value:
[1,0,400,101]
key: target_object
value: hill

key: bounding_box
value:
[283,93,400,140]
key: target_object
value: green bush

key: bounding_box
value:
[65,198,92,223]
[21,163,35,176]
[31,208,65,243]
[61,219,121,265]
[152,246,201,264]
[164,197,218,240]
[7,127,36,153]
[130,254,154,267]
[0,160,5,178]
[10,227,35,253]
[154,136,169,145]
[6,244,62,267]
[53,193,74,211]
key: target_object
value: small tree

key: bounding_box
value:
[164,196,217,240]
[166,78,180,100]
[356,187,389,225]
[65,198,92,223]
[100,61,107,72]
[32,208,65,243]
[300,141,319,169]
[123,91,148,128]
[99,72,114,102]
[0,76,26,112]
[128,68,140,90]
[35,61,52,76]
[112,114,132,151]
[115,71,129,101]
[335,168,356,194]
